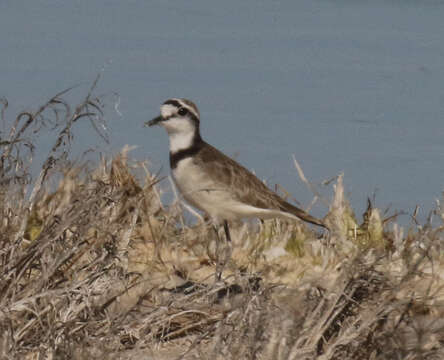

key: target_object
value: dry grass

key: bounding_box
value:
[1,82,444,360]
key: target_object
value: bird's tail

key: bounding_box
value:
[279,200,327,229]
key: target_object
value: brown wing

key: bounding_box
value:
[193,142,326,228]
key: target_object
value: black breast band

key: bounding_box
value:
[170,141,203,169]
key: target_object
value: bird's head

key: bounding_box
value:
[146,98,200,136]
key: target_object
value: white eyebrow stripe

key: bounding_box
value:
[184,106,199,119]
[161,98,199,120]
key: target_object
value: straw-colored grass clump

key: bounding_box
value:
[1,81,444,359]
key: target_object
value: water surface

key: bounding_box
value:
[1,0,444,223]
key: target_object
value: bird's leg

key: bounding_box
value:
[212,224,224,281]
[213,220,233,281]
[223,220,233,269]
[223,220,232,242]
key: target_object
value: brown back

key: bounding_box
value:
[193,142,326,228]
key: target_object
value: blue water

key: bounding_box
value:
[1,0,444,224]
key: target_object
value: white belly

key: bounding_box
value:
[172,158,234,219]
[172,158,292,222]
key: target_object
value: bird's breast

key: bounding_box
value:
[171,158,239,219]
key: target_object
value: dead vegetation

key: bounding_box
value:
[1,82,444,360]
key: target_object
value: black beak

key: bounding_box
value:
[145,115,163,127]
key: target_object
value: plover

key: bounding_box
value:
[146,98,327,274]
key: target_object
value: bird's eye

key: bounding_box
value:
[178,107,188,116]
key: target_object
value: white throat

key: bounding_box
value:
[169,131,195,153]
[161,115,198,153]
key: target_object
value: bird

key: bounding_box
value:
[146,98,327,276]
